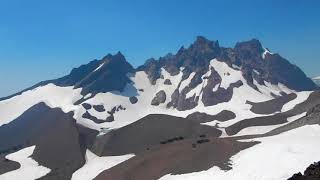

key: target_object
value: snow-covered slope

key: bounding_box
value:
[71,150,134,180]
[0,84,83,127]
[160,125,320,180]
[0,59,301,135]
[0,36,319,180]
[0,146,50,180]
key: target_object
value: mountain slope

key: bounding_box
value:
[0,36,319,180]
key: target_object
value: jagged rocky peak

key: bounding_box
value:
[101,51,132,69]
[136,36,317,111]
[1,36,316,104]
[138,36,221,84]
[187,36,220,54]
[51,51,135,97]
[136,58,161,85]
[173,36,220,71]
[234,38,264,57]
[73,51,134,95]
[139,36,316,91]
[231,38,317,91]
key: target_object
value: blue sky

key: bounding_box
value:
[0,0,319,97]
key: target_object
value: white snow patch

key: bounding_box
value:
[185,81,203,99]
[179,72,195,92]
[93,62,105,72]
[72,150,134,180]
[0,146,50,180]
[262,48,273,59]
[83,93,92,100]
[210,60,242,89]
[0,84,83,127]
[282,91,312,112]
[202,81,272,129]
[287,112,307,122]
[231,64,241,70]
[160,125,320,180]
[254,80,295,98]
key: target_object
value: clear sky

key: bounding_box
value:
[0,0,319,97]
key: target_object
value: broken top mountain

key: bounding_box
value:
[0,36,320,180]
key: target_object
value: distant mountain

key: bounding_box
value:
[0,36,319,180]
[313,76,320,86]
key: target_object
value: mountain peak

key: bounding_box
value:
[102,51,126,63]
[115,51,125,58]
[235,38,264,55]
[191,36,220,50]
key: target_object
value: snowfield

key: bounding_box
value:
[72,150,134,180]
[281,91,312,112]
[0,146,51,180]
[160,125,320,180]
[0,84,83,127]
[0,59,302,137]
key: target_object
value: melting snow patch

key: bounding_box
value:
[160,125,320,180]
[254,80,295,98]
[262,48,273,59]
[93,62,105,72]
[71,150,134,180]
[282,91,312,112]
[179,72,195,92]
[83,93,92,100]
[210,59,243,89]
[0,146,50,180]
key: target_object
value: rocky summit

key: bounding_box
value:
[0,36,319,180]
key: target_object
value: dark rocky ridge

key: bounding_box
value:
[247,93,297,115]
[137,36,316,110]
[91,114,222,156]
[138,36,316,92]
[0,103,99,179]
[94,138,258,180]
[187,110,236,123]
[225,113,290,136]
[288,161,320,180]
[0,52,136,101]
